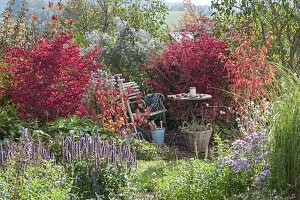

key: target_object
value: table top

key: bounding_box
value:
[167,93,212,101]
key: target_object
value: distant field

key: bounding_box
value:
[165,11,184,28]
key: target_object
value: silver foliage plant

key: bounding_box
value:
[84,17,157,53]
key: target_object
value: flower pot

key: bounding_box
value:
[151,128,165,145]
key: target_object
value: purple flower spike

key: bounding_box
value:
[24,128,28,137]
[0,145,3,164]
[60,134,136,170]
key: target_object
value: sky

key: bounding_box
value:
[0,0,212,12]
[0,0,212,6]
[166,0,212,6]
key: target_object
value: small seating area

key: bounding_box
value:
[114,74,167,139]
[114,74,213,156]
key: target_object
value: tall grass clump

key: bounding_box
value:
[270,65,300,198]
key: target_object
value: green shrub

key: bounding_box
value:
[154,159,226,200]
[67,159,130,199]
[213,120,239,141]
[64,0,168,44]
[0,160,72,200]
[84,25,163,91]
[47,115,113,138]
[0,103,22,141]
[154,156,275,199]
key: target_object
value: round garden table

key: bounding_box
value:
[167,93,212,120]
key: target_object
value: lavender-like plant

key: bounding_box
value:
[0,128,54,165]
[61,133,136,170]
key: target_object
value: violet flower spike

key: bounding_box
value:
[23,128,28,137]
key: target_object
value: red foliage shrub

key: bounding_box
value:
[92,80,129,134]
[146,34,230,123]
[4,32,101,122]
[222,28,275,104]
[84,72,148,135]
[218,27,275,135]
[98,91,127,133]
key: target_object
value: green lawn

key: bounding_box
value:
[131,160,168,192]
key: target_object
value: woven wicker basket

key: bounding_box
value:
[184,125,212,153]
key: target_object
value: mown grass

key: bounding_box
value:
[133,160,167,191]
[128,160,170,200]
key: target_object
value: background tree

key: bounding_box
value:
[63,0,168,44]
[212,0,300,73]
[0,0,17,49]
[12,0,28,47]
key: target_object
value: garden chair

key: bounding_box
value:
[114,74,167,139]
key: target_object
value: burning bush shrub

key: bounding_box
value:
[3,32,101,122]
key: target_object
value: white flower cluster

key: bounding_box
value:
[235,99,273,135]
